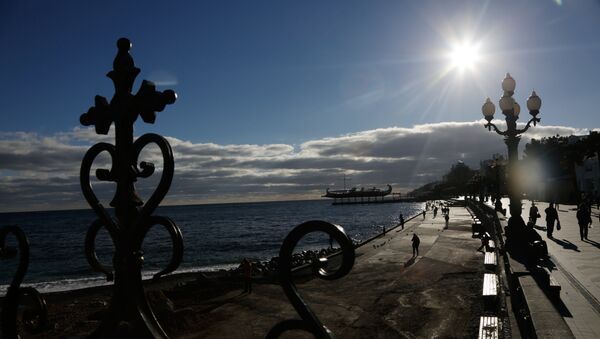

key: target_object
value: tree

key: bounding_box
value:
[409,161,476,198]
[523,135,587,203]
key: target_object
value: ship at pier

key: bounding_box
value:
[322,184,392,198]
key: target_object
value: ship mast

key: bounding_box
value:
[343,174,352,190]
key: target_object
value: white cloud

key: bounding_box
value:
[0,121,592,212]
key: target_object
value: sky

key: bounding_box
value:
[1,0,599,212]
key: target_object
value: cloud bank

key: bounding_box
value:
[0,121,588,212]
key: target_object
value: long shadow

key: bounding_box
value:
[506,246,574,317]
[532,225,547,232]
[550,293,574,318]
[550,238,580,252]
[583,238,600,249]
[404,256,416,267]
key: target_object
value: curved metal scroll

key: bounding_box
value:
[266,220,355,339]
[1,226,48,339]
[484,116,541,137]
[132,133,174,222]
[81,133,183,283]
[84,219,116,281]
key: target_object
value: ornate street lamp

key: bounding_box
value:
[481,73,542,237]
[489,154,506,212]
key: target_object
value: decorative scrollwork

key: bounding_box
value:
[266,220,355,339]
[485,116,540,137]
[84,219,116,281]
[132,133,175,221]
[79,38,179,338]
[1,225,48,339]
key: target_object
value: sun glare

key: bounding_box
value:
[449,43,481,71]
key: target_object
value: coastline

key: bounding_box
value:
[3,211,427,338]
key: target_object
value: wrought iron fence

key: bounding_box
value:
[0,226,48,338]
[0,38,356,339]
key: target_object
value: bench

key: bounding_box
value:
[484,252,496,270]
[483,273,498,310]
[483,273,498,297]
[478,316,499,339]
[472,221,483,236]
[548,275,561,299]
[538,266,561,299]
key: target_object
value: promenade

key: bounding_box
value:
[181,206,484,338]
[24,205,497,339]
[514,199,600,339]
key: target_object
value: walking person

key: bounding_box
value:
[545,202,559,239]
[576,203,592,240]
[399,213,405,230]
[477,232,490,252]
[412,233,420,257]
[529,202,539,226]
[240,258,253,293]
[444,213,449,229]
[422,210,426,219]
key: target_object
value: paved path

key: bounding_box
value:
[183,206,485,338]
[494,198,600,339]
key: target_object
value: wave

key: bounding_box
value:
[0,263,239,295]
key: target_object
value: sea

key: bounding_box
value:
[0,200,423,294]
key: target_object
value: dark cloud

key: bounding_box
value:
[0,122,588,212]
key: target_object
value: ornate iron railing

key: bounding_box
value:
[0,226,48,339]
[0,38,357,339]
[266,220,355,339]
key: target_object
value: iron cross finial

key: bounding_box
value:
[80,37,176,135]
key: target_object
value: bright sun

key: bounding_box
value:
[449,43,480,71]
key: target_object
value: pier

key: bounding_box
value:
[330,194,419,205]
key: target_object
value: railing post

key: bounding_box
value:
[80,38,182,338]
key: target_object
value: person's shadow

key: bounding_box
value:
[550,238,580,252]
[583,238,600,249]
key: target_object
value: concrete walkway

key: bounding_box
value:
[495,198,600,339]
[181,206,485,338]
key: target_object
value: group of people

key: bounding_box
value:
[529,200,593,241]
[238,246,342,293]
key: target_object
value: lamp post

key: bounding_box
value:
[490,154,505,212]
[481,73,542,234]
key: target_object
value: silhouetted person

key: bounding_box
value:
[241,258,253,293]
[545,202,559,239]
[422,210,426,219]
[444,213,449,229]
[529,202,539,226]
[433,206,438,218]
[477,232,490,252]
[577,203,592,240]
[399,213,405,229]
[412,233,420,256]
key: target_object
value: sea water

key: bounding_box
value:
[0,200,423,293]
